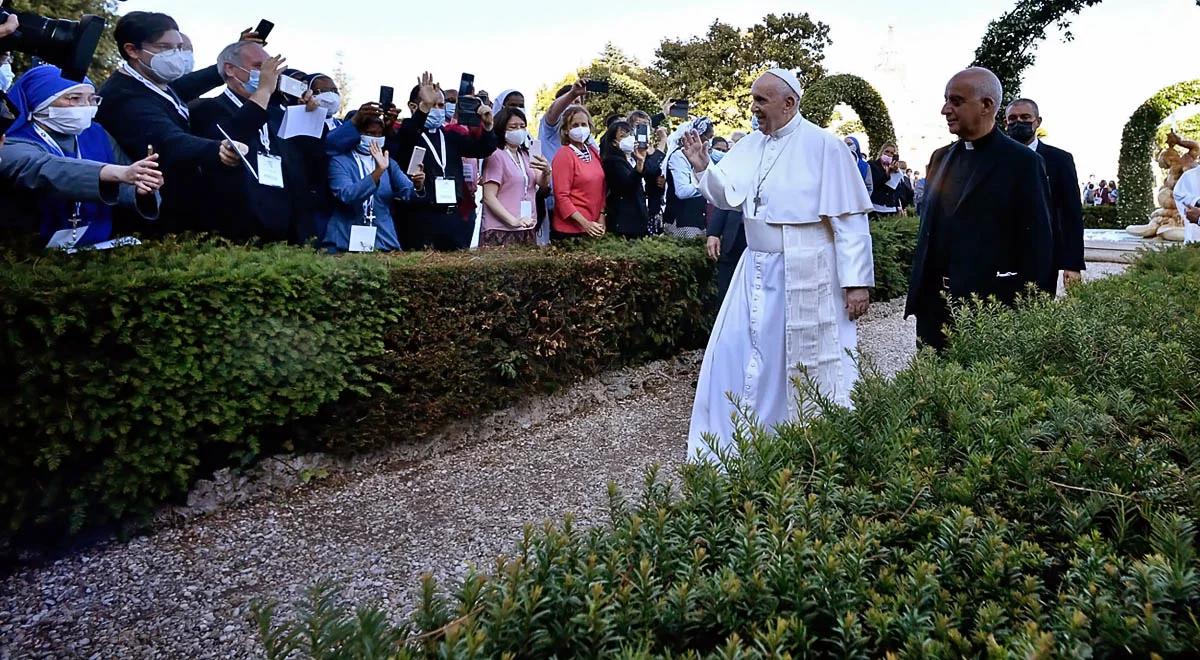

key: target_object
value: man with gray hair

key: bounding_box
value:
[189,41,306,243]
[904,66,1055,351]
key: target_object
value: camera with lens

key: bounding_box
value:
[0,4,106,83]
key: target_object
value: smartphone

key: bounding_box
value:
[379,85,394,109]
[585,79,610,94]
[457,73,475,99]
[277,75,307,99]
[407,146,426,176]
[635,124,649,146]
[668,99,690,119]
[254,19,274,40]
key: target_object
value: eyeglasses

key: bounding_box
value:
[143,42,186,54]
[58,93,103,107]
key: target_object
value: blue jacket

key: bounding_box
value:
[325,150,420,252]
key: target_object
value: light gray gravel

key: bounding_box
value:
[0,268,1122,657]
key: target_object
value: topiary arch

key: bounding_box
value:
[799,74,896,158]
[1116,80,1200,225]
[972,0,1200,105]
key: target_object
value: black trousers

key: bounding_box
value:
[913,274,952,352]
[400,206,467,251]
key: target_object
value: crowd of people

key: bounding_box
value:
[1083,177,1119,206]
[0,10,763,260]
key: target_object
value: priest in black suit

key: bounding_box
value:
[904,67,1056,351]
[190,42,308,243]
[1005,98,1085,288]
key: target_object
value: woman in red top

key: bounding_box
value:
[550,105,606,240]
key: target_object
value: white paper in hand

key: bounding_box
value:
[258,155,285,188]
[520,200,534,220]
[349,224,377,252]
[885,172,903,190]
[278,105,326,140]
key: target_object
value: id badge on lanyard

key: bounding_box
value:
[256,124,285,188]
[422,131,458,205]
[349,155,378,251]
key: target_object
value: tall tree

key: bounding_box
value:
[650,13,831,136]
[7,0,120,84]
[534,44,660,135]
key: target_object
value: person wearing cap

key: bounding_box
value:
[679,68,876,462]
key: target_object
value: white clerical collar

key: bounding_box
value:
[768,112,804,140]
[1027,137,1040,151]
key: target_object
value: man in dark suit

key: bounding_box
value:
[190,42,309,243]
[904,67,1056,351]
[705,206,746,305]
[1005,98,1085,288]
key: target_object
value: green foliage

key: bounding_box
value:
[1117,80,1200,225]
[535,45,662,133]
[1082,204,1123,229]
[0,240,395,550]
[7,0,121,85]
[867,216,919,301]
[318,237,717,454]
[973,0,1200,107]
[798,74,897,158]
[0,238,717,552]
[649,13,831,137]
[259,246,1200,658]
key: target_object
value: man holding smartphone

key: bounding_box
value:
[390,72,497,251]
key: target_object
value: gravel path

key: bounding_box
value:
[0,270,1122,657]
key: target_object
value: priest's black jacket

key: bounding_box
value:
[904,126,1056,318]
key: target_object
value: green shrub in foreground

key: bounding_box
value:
[256,246,1200,657]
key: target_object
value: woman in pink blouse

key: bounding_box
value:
[550,105,606,241]
[480,107,551,247]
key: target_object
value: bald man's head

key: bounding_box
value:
[750,72,800,135]
[942,66,1002,140]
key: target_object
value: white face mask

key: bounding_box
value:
[0,63,13,92]
[568,126,590,143]
[38,106,98,135]
[618,135,635,154]
[148,49,194,83]
[505,128,528,147]
[315,92,341,117]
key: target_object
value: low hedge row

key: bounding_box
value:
[1083,204,1124,230]
[257,247,1200,657]
[0,226,916,554]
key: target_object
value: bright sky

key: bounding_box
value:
[121,0,1198,178]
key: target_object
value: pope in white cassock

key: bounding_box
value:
[682,68,875,462]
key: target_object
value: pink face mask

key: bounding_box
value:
[880,154,894,166]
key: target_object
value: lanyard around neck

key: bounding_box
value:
[121,62,189,119]
[421,131,448,175]
[223,88,271,154]
[505,147,529,198]
[33,124,84,220]
[353,152,376,223]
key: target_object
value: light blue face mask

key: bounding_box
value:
[233,65,260,94]
[710,149,726,164]
[424,107,445,130]
[358,135,386,154]
[443,101,456,121]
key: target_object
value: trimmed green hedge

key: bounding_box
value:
[258,246,1200,657]
[1083,204,1123,229]
[0,239,714,552]
[1,227,916,553]
[1116,79,1200,226]
[799,74,897,158]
